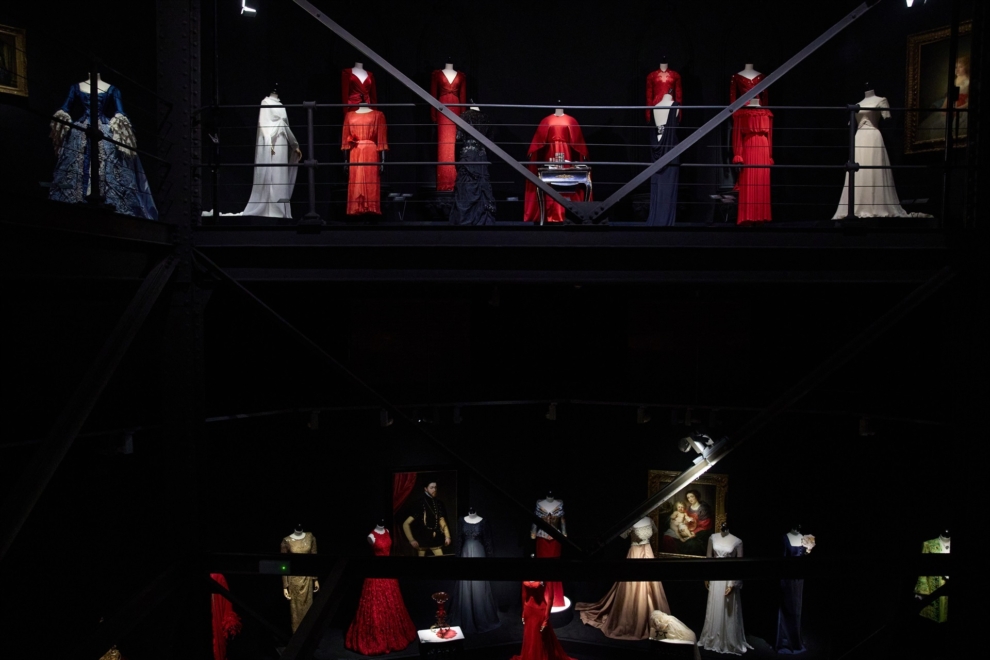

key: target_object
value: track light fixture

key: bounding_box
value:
[678,431,725,466]
[241,1,257,15]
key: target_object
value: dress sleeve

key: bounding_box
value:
[111,86,126,117]
[767,112,774,164]
[285,123,299,152]
[481,520,495,557]
[376,113,388,151]
[310,535,317,554]
[733,540,743,558]
[914,542,932,595]
[543,587,552,622]
[280,539,290,589]
[528,119,549,158]
[341,113,351,151]
[521,583,528,611]
[430,71,439,123]
[568,121,588,161]
[674,73,684,121]
[879,97,891,121]
[645,73,655,122]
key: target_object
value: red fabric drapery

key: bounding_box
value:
[393,472,417,514]
[210,573,242,660]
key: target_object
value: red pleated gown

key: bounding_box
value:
[524,114,589,223]
[345,529,416,655]
[431,70,467,191]
[511,582,575,660]
[729,73,773,225]
[342,109,388,215]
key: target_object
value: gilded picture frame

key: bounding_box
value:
[904,21,971,154]
[648,470,728,558]
[0,24,28,98]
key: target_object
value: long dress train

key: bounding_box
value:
[647,104,680,227]
[455,519,500,633]
[450,109,496,225]
[700,533,753,654]
[729,74,772,225]
[345,529,416,654]
[511,582,574,660]
[577,523,670,639]
[240,95,299,218]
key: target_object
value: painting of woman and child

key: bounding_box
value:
[647,470,728,558]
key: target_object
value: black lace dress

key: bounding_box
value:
[455,518,501,633]
[450,109,496,225]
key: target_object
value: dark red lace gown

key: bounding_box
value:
[345,529,416,655]
[341,68,378,113]
[645,68,683,122]
[524,114,589,223]
[511,582,575,660]
[431,70,467,191]
[729,73,773,224]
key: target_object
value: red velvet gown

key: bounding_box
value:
[341,68,378,113]
[729,73,773,224]
[345,529,416,655]
[511,582,575,660]
[342,110,388,215]
[431,70,467,191]
[524,114,589,222]
[645,68,683,121]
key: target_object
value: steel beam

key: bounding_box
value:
[592,264,957,555]
[193,249,582,555]
[0,255,177,561]
[585,2,875,223]
[289,0,580,218]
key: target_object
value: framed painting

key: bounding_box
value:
[905,21,971,154]
[647,470,728,558]
[391,467,458,557]
[0,24,28,98]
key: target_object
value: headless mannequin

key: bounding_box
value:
[706,524,736,596]
[532,492,567,538]
[554,108,565,117]
[464,507,483,524]
[443,62,457,84]
[858,88,882,108]
[659,62,669,72]
[786,525,803,547]
[738,64,762,106]
[351,62,369,83]
[284,526,319,599]
[266,90,303,160]
[653,92,674,130]
[79,72,111,94]
[368,520,387,545]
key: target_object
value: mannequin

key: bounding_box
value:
[729,63,772,225]
[915,529,950,623]
[524,112,589,222]
[776,524,815,654]
[79,72,111,94]
[346,523,416,654]
[341,62,377,114]
[577,516,670,639]
[238,91,301,218]
[281,525,319,633]
[512,581,575,660]
[450,104,496,225]
[342,101,388,215]
[645,57,683,122]
[430,62,467,191]
[831,83,924,220]
[647,88,680,227]
[700,522,753,654]
[531,492,568,608]
[456,506,500,633]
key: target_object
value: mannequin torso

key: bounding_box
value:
[351,63,368,83]
[653,92,674,127]
[738,64,762,106]
[368,524,387,544]
[464,513,483,524]
[786,531,803,546]
[443,63,457,85]
[79,73,111,94]
[355,104,373,114]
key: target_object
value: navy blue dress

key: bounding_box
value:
[776,535,808,653]
[455,519,500,633]
[646,103,679,227]
[49,84,158,220]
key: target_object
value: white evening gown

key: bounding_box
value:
[832,97,926,220]
[700,533,753,655]
[240,95,300,218]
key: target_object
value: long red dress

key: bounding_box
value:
[511,582,575,660]
[645,68,683,121]
[345,529,417,655]
[341,68,378,113]
[729,73,773,225]
[430,70,467,191]
[524,114,589,223]
[342,110,388,215]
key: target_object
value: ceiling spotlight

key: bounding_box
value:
[380,409,393,428]
[241,1,257,15]
[637,407,651,425]
[679,432,713,455]
[546,403,557,422]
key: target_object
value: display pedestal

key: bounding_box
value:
[648,638,698,658]
[549,596,573,628]
[417,626,465,658]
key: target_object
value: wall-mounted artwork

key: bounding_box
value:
[0,24,28,98]
[905,21,971,154]
[648,470,728,558]
[392,468,458,557]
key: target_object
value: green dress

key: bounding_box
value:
[914,537,948,623]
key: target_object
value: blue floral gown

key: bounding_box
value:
[49,84,158,220]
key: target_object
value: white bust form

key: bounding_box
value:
[79,73,111,94]
[464,512,483,524]
[859,89,882,107]
[289,528,306,541]
[659,62,668,72]
[938,534,950,552]
[367,524,387,544]
[354,103,373,114]
[554,108,565,117]
[653,92,674,127]
[537,495,560,511]
[351,62,368,83]
[442,62,457,84]
[739,63,761,106]
[786,530,803,546]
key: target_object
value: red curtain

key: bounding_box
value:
[393,472,417,514]
[210,573,242,660]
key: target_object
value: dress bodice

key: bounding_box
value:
[646,69,683,120]
[710,533,742,558]
[729,73,768,107]
[281,532,317,555]
[461,520,485,540]
[528,115,588,162]
[431,70,467,119]
[341,69,378,111]
[60,84,125,124]
[371,529,392,557]
[628,524,654,546]
[341,110,388,150]
[782,535,807,558]
[854,97,891,130]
